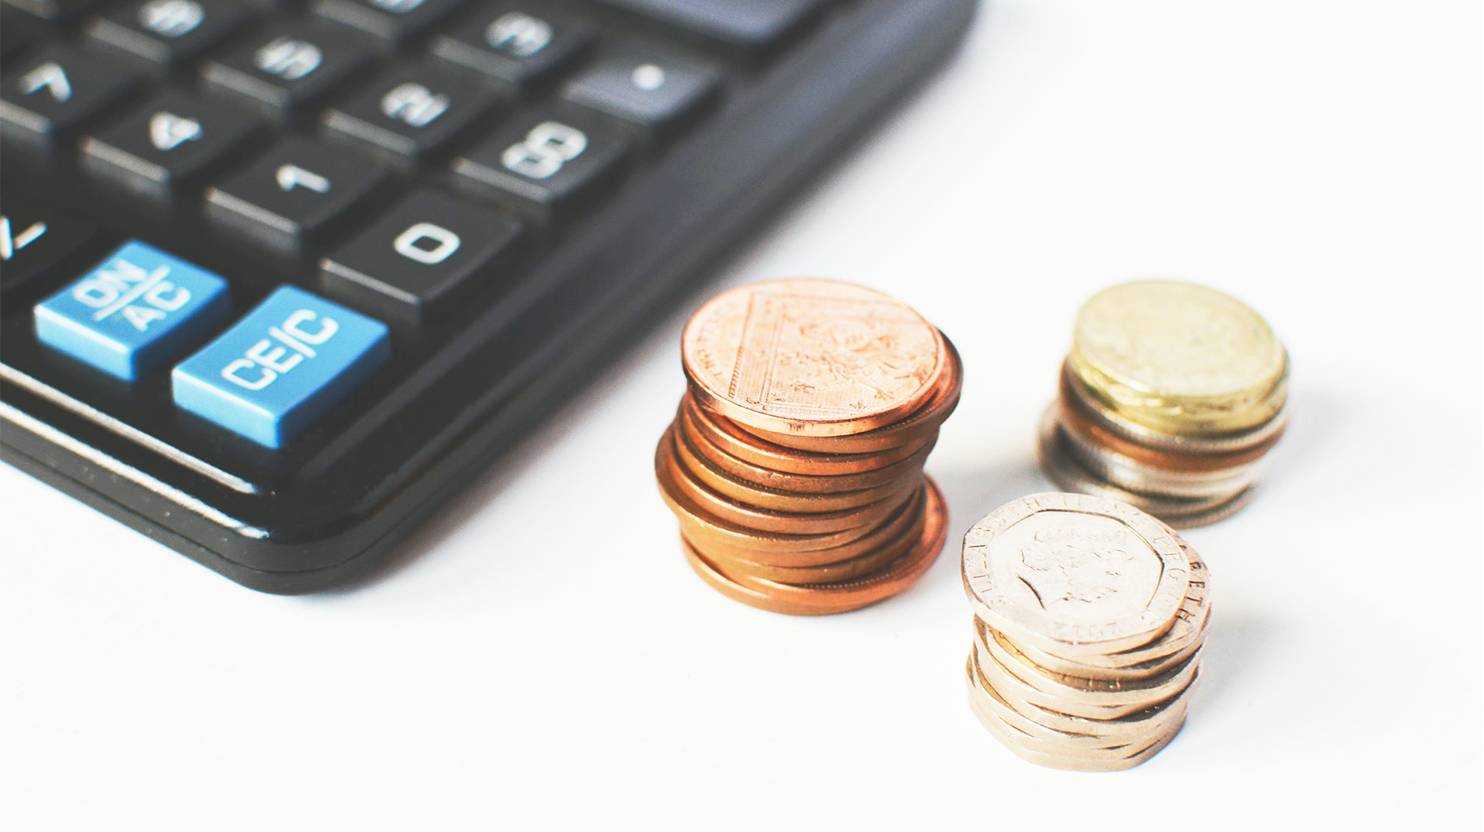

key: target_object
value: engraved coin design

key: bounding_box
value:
[1069,279,1286,434]
[681,278,944,436]
[963,493,1189,654]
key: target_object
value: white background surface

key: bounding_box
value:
[4,1,1481,828]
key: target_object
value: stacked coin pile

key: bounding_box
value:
[655,278,961,615]
[1039,279,1289,527]
[961,492,1211,771]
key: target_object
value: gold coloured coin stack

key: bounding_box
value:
[1039,280,1289,528]
[961,493,1211,771]
[655,278,961,615]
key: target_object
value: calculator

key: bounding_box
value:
[0,0,978,592]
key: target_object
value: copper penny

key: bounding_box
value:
[680,477,948,615]
[734,331,962,454]
[656,427,905,535]
[677,398,934,493]
[671,422,914,513]
[681,278,945,437]
[681,392,936,476]
[695,493,928,584]
[655,433,889,554]
[691,485,924,568]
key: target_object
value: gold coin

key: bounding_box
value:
[961,492,1192,657]
[1068,279,1287,435]
[681,279,945,437]
[1058,364,1286,464]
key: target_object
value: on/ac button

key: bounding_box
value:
[33,240,230,381]
[171,285,389,449]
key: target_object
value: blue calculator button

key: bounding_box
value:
[171,286,389,449]
[33,241,231,381]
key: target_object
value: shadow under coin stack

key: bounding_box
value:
[656,279,961,615]
[961,493,1211,771]
[1039,280,1289,528]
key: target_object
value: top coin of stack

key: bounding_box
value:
[961,492,1212,771]
[1039,280,1289,527]
[655,278,961,615]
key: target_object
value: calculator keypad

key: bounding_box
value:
[5,0,737,453]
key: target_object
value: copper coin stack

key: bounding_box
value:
[1040,280,1289,528]
[961,493,1212,771]
[655,279,961,615]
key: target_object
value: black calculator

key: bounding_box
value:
[0,0,977,592]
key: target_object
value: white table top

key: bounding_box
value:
[5,1,1481,828]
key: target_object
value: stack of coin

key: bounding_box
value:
[655,278,961,615]
[1039,279,1289,527]
[961,492,1211,771]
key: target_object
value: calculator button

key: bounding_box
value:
[312,0,461,44]
[451,107,627,222]
[322,61,497,161]
[202,21,375,118]
[591,0,823,51]
[431,4,593,91]
[319,188,522,321]
[86,0,254,68]
[34,240,230,381]
[80,90,263,199]
[172,285,389,449]
[1,46,142,145]
[562,46,719,135]
[206,138,390,253]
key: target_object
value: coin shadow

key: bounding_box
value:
[1187,606,1273,718]
[929,458,1051,540]
[1253,385,1339,486]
